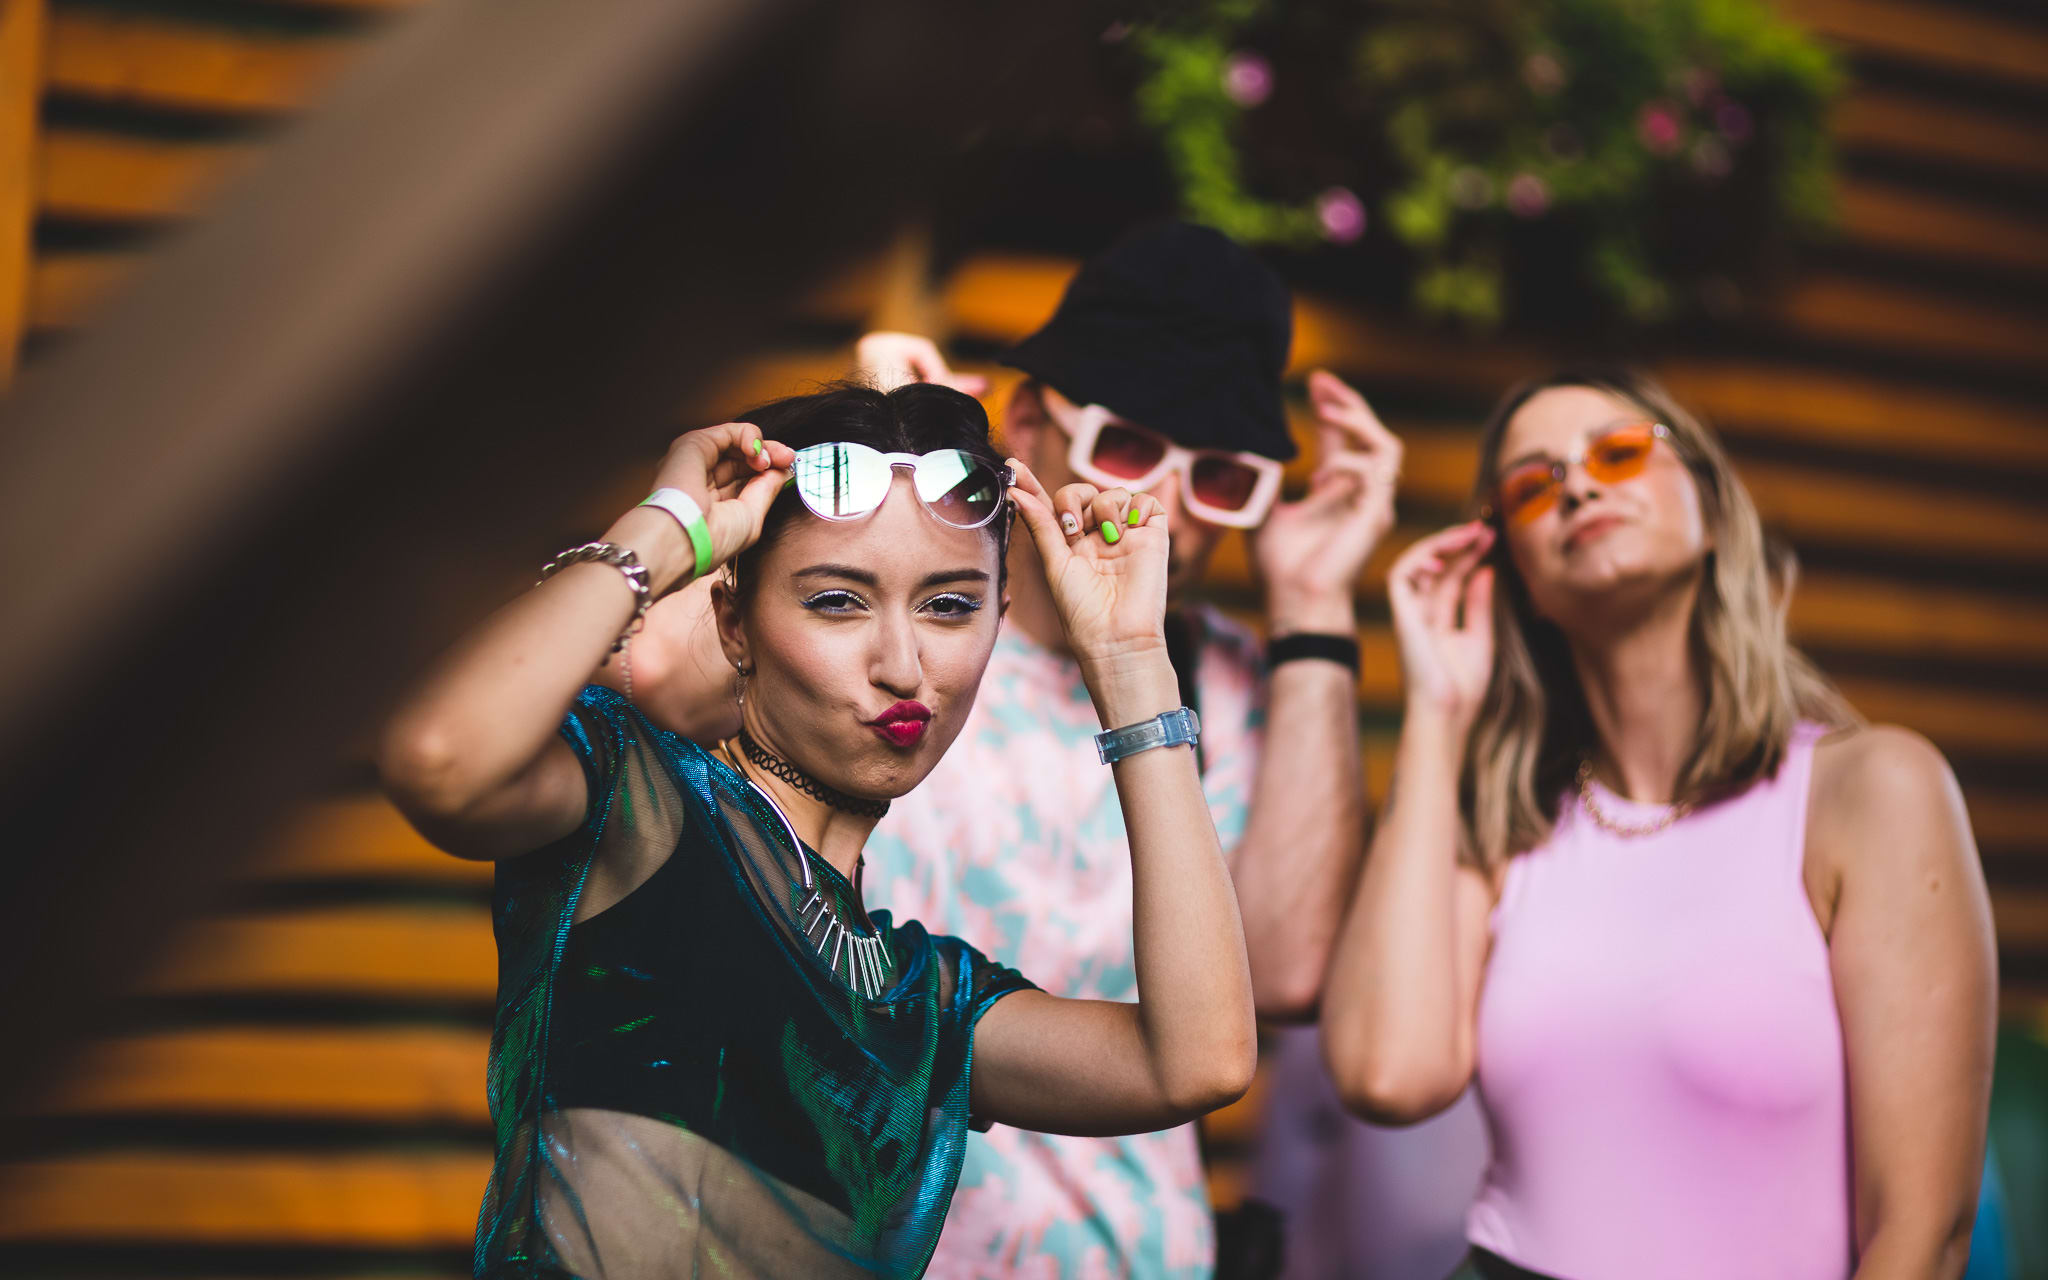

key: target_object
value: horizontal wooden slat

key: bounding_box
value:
[1776,0,2048,90]
[30,1027,487,1123]
[1653,363,2048,474]
[1836,677,2048,760]
[144,905,493,1000]
[255,796,489,884]
[1993,887,2048,950]
[1742,460,2048,566]
[1768,271,2048,370]
[1836,176,2048,274]
[28,249,139,330]
[45,9,360,114]
[0,1152,484,1245]
[1969,794,2048,855]
[39,128,262,220]
[1833,88,2048,182]
[942,254,2048,474]
[1786,574,2048,666]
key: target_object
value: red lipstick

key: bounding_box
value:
[867,701,932,749]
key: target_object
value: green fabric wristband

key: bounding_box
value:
[639,487,715,582]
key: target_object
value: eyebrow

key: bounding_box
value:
[792,564,992,590]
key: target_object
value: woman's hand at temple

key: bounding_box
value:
[1388,520,1497,734]
[620,422,795,594]
[1006,460,1171,711]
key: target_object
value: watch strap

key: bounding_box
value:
[1094,707,1201,765]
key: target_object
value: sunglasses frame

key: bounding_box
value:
[785,443,1014,531]
[1051,401,1284,530]
[1482,420,1673,526]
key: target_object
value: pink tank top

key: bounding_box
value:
[1468,723,1852,1279]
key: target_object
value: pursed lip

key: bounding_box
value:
[1562,511,1626,552]
[866,701,932,748]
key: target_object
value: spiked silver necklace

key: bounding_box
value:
[738,771,894,1000]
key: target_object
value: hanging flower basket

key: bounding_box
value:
[1131,0,1843,330]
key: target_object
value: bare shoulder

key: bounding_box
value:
[1811,722,1960,824]
[1808,723,1978,921]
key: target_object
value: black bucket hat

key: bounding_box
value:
[1003,221,1297,462]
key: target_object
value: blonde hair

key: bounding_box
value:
[1461,368,1857,872]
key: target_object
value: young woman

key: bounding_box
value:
[377,383,1257,1279]
[1321,369,1996,1280]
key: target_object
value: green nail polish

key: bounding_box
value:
[751,439,764,457]
[1127,508,1142,527]
[1101,520,1120,544]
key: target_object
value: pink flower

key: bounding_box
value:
[1638,101,1683,154]
[1316,186,1367,242]
[1222,51,1274,107]
[1715,98,1753,143]
[1507,172,1551,217]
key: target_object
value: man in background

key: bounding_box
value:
[856,222,1398,1278]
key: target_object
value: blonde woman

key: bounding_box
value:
[1321,369,1996,1280]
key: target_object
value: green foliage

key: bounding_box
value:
[1131,0,1842,329]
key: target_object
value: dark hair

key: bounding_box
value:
[726,381,1011,609]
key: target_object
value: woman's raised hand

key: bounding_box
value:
[1388,521,1497,730]
[1007,459,1170,671]
[641,422,795,584]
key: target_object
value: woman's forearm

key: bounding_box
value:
[1321,702,1476,1117]
[379,507,692,818]
[1086,650,1258,1115]
[1228,655,1368,1020]
[1850,1219,1974,1280]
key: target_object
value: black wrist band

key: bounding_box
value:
[1266,632,1361,673]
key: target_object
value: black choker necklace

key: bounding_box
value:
[737,730,891,820]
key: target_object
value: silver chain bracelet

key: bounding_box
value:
[538,541,651,654]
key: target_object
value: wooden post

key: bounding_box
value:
[0,0,44,386]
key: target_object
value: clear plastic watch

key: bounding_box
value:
[1094,707,1201,765]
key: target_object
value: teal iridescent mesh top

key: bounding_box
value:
[475,686,1036,1279]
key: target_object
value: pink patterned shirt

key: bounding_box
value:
[865,606,1265,1279]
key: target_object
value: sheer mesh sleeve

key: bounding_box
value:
[922,929,1037,1133]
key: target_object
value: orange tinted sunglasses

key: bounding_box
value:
[1484,421,1672,526]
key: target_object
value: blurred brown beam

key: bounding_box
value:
[0,0,1086,1129]
[0,0,43,386]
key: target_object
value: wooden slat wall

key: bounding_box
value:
[4,0,2045,1269]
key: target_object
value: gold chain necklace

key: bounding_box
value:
[719,741,893,998]
[1575,759,1689,839]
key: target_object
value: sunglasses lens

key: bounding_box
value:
[792,443,891,518]
[1496,463,1558,524]
[914,450,1006,528]
[1188,455,1264,513]
[1090,423,1168,481]
[1585,423,1658,483]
